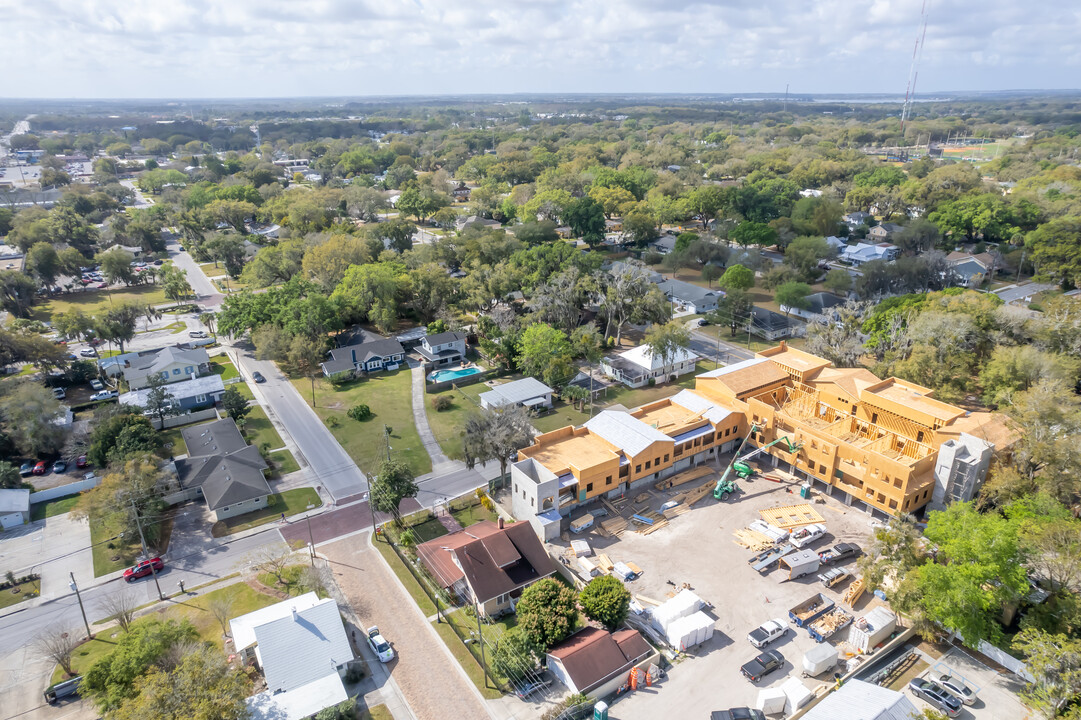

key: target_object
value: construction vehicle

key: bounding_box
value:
[713,424,802,500]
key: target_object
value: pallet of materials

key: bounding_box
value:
[733,528,775,551]
[595,553,615,573]
[808,607,853,643]
[600,516,628,537]
[654,465,713,491]
[760,504,825,529]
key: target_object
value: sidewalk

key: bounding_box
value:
[408,361,455,472]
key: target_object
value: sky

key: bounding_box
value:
[3,0,1080,99]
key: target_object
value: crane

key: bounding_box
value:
[713,424,802,500]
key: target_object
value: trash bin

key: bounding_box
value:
[593,701,609,720]
[800,482,811,499]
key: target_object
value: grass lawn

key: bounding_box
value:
[267,449,300,476]
[291,370,431,477]
[211,488,322,537]
[210,357,239,381]
[30,495,80,522]
[372,537,436,617]
[240,406,284,450]
[198,262,227,278]
[90,515,147,577]
[30,285,169,322]
[257,563,329,598]
[446,607,518,692]
[231,381,254,401]
[359,705,393,720]
[425,383,487,460]
[0,577,40,609]
[55,582,280,684]
[450,502,498,528]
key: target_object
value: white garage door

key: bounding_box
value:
[0,512,25,530]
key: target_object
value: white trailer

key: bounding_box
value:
[778,549,821,580]
[848,606,897,653]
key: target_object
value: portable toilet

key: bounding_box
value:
[800,482,812,499]
[593,700,608,720]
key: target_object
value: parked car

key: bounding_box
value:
[88,338,102,347]
[123,557,164,582]
[52,460,68,474]
[95,282,107,289]
[252,371,266,383]
[79,349,96,357]
[790,523,827,549]
[747,618,789,649]
[76,455,88,468]
[152,259,163,266]
[740,649,784,682]
[19,462,33,477]
[908,678,962,717]
[32,461,48,475]
[89,379,104,390]
[935,674,977,706]
[711,710,765,720]
[366,626,394,663]
[90,390,118,401]
[189,330,207,338]
[51,387,66,400]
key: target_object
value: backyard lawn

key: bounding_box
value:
[30,285,169,322]
[240,406,285,450]
[267,449,300,476]
[291,370,431,477]
[211,488,322,537]
[0,577,39,609]
[30,494,80,522]
[209,356,240,381]
[425,383,487,460]
[53,582,281,684]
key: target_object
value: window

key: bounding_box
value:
[586,482,593,492]
[888,499,898,510]
[606,476,613,486]
[195,394,207,403]
[724,427,731,437]
[173,368,182,375]
[184,366,193,374]
[871,412,878,424]
[160,371,169,380]
[893,477,902,489]
[530,497,534,506]
[877,492,885,503]
[818,464,826,474]
[635,464,641,473]
[645,460,651,470]
[663,454,669,463]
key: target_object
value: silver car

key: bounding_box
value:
[937,674,977,706]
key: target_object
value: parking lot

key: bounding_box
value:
[547,455,1029,719]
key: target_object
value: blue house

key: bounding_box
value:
[320,337,405,378]
[119,374,225,412]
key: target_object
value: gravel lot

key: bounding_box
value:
[322,536,491,720]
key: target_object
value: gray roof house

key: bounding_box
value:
[479,377,554,410]
[169,418,272,521]
[843,211,872,228]
[120,346,211,389]
[657,278,723,314]
[748,306,792,341]
[868,222,904,242]
[418,331,468,366]
[119,374,225,414]
[648,236,677,255]
[0,488,31,531]
[231,592,353,720]
[781,291,847,323]
[321,338,405,377]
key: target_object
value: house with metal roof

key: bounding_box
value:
[119,373,225,413]
[479,377,553,410]
[657,278,723,314]
[601,344,698,388]
[800,679,918,720]
[320,337,404,377]
[230,592,353,720]
[165,418,272,521]
[415,518,556,616]
[840,242,900,267]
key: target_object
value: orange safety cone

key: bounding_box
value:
[629,669,638,690]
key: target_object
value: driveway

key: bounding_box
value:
[0,512,93,599]
[322,536,491,720]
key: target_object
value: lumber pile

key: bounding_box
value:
[601,516,628,537]
[595,553,614,574]
[810,608,851,638]
[662,505,690,519]
[685,481,714,507]
[760,503,825,529]
[631,510,669,535]
[844,576,865,608]
[733,528,775,551]
[654,465,713,491]
[634,492,652,504]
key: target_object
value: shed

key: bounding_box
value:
[802,643,839,677]
[778,548,821,580]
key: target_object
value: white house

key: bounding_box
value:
[780,292,847,323]
[657,278,723,314]
[842,211,872,229]
[479,377,553,410]
[840,242,900,267]
[601,344,698,388]
[230,592,353,720]
[418,331,468,366]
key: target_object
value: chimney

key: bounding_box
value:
[497,517,504,530]
[291,607,297,621]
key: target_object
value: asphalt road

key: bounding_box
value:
[689,326,755,365]
[166,239,223,306]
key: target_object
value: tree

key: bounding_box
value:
[979,345,1081,408]
[517,323,574,387]
[719,264,755,292]
[709,287,754,337]
[564,196,606,247]
[775,281,812,316]
[142,374,179,427]
[288,334,326,407]
[588,185,636,218]
[253,544,296,585]
[344,185,387,222]
[87,412,161,466]
[97,248,136,286]
[730,221,777,248]
[203,233,247,278]
[1012,628,1081,720]
[377,217,418,253]
[804,300,870,368]
[823,268,853,295]
[396,186,450,223]
[25,242,59,288]
[82,619,199,712]
[491,626,544,683]
[158,263,192,307]
[784,236,832,281]
[97,302,141,353]
[99,589,138,633]
[370,458,419,522]
[220,386,251,423]
[644,321,691,371]
[462,404,534,482]
[687,185,726,229]
[34,626,80,676]
[0,382,65,457]
[622,210,658,247]
[0,270,38,318]
[513,220,559,246]
[598,261,671,344]
[302,234,372,291]
[75,454,167,546]
[857,513,926,595]
[516,578,579,648]
[53,309,95,342]
[112,644,250,720]
[0,461,20,489]
[579,575,631,630]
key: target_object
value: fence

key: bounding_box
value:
[30,475,101,504]
[977,639,1035,682]
[425,366,509,394]
[150,407,218,430]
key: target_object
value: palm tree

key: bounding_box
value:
[142,304,162,332]
[561,384,590,411]
[202,312,217,341]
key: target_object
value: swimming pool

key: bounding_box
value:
[428,367,482,383]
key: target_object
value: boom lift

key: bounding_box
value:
[713,424,802,500]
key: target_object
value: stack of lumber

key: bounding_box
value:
[594,553,614,574]
[733,528,775,551]
[662,505,690,519]
[601,497,624,516]
[631,510,669,535]
[844,576,865,607]
[759,504,825,529]
[684,481,714,506]
[654,465,713,491]
[810,608,851,637]
[600,516,628,537]
[634,492,652,504]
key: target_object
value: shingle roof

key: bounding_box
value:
[173,442,271,510]
[478,377,552,407]
[181,418,248,457]
[803,292,846,315]
[547,627,652,693]
[123,346,209,382]
[426,331,467,346]
[657,278,722,305]
[750,306,790,332]
[322,338,404,374]
[252,598,353,694]
[585,410,674,457]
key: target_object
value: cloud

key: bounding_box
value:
[3,0,1079,97]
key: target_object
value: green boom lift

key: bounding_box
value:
[713,424,802,500]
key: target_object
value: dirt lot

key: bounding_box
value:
[549,458,886,718]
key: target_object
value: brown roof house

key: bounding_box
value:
[416,519,556,616]
[546,627,657,698]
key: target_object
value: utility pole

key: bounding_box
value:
[69,572,93,640]
[475,603,490,688]
[130,497,164,600]
[305,514,316,567]
[383,425,392,463]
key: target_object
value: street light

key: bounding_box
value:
[69,572,93,640]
